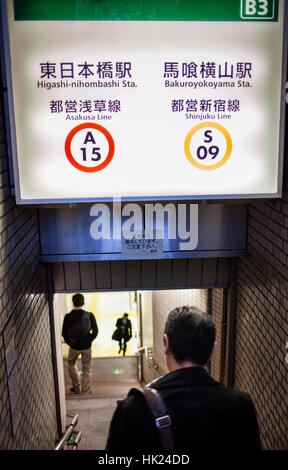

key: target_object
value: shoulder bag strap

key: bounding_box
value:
[142,387,175,450]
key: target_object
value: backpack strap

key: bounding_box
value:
[128,387,175,450]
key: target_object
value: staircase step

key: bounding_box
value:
[64,356,139,383]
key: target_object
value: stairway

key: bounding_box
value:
[64,356,141,450]
[64,355,139,384]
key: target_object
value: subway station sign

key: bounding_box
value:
[1,0,287,203]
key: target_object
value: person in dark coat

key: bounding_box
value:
[62,293,98,394]
[106,306,261,451]
[116,313,132,356]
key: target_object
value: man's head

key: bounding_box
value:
[123,313,128,319]
[72,293,85,308]
[164,306,216,368]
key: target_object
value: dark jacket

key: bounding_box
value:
[106,367,261,451]
[116,317,132,341]
[62,309,98,350]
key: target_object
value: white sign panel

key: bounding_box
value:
[122,236,164,260]
[2,0,286,203]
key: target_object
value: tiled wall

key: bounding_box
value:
[210,289,225,382]
[236,198,288,450]
[151,289,208,376]
[144,288,224,384]
[0,77,58,448]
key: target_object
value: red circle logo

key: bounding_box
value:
[65,123,115,173]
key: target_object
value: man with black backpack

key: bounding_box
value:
[62,293,98,394]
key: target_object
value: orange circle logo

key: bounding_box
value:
[184,121,232,171]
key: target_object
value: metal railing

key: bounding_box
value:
[137,346,161,380]
[54,414,82,450]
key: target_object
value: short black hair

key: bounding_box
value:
[72,293,85,307]
[164,306,216,365]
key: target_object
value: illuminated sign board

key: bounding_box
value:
[1,0,287,203]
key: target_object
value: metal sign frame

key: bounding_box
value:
[1,0,287,204]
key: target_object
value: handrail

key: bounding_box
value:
[67,430,82,450]
[54,414,79,451]
[137,346,148,357]
[137,346,161,377]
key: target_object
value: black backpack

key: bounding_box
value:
[68,311,92,343]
